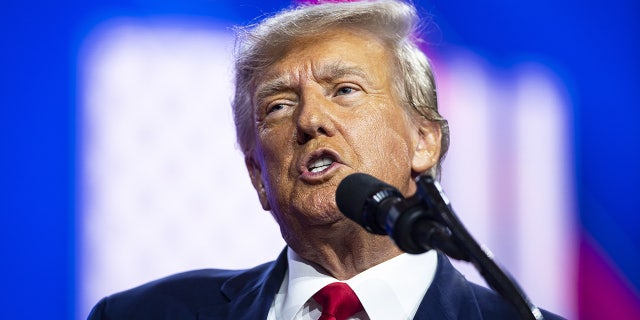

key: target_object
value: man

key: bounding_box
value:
[89,0,563,319]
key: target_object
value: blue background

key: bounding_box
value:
[1,0,638,318]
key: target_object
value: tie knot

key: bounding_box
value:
[312,282,364,320]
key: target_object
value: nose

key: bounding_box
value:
[295,89,336,144]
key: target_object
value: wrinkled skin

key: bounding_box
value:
[245,27,442,279]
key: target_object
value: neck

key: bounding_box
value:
[286,219,403,280]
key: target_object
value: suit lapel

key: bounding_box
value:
[197,248,288,320]
[195,249,487,319]
[413,252,484,320]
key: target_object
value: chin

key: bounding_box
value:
[304,209,346,227]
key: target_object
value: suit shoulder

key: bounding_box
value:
[88,263,274,320]
[468,282,565,320]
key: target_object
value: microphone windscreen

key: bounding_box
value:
[335,173,395,224]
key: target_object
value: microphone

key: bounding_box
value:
[336,173,460,256]
[335,172,402,235]
[335,172,545,320]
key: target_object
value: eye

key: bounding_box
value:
[267,103,285,115]
[336,86,355,96]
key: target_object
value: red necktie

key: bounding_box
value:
[312,282,364,320]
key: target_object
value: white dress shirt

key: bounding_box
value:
[267,247,438,320]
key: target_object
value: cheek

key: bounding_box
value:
[376,130,412,169]
[255,130,295,193]
[352,110,415,185]
[257,124,294,165]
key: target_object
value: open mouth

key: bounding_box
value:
[307,156,335,173]
[299,149,343,180]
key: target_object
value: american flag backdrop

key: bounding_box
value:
[1,1,638,320]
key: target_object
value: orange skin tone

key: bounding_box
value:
[246,27,441,280]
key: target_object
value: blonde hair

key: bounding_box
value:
[232,0,449,177]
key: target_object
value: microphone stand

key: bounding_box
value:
[409,175,544,320]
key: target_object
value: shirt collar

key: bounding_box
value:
[281,247,438,320]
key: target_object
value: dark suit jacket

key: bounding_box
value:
[88,250,564,319]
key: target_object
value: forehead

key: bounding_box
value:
[253,28,394,93]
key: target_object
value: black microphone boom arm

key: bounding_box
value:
[335,173,544,320]
[415,175,544,320]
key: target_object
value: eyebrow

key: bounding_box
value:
[254,62,370,104]
[254,77,293,106]
[319,63,369,84]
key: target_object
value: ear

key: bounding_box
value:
[411,119,442,175]
[245,154,271,211]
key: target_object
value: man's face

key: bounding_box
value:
[246,28,440,235]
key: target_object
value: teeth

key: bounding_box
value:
[308,157,334,173]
